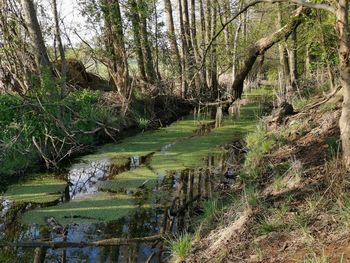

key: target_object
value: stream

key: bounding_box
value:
[0,97,265,263]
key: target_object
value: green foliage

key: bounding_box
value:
[136,117,151,131]
[168,233,193,262]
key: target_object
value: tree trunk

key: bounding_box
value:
[318,12,335,90]
[205,0,218,95]
[128,0,147,81]
[305,43,312,79]
[182,0,196,95]
[153,0,161,80]
[20,0,52,71]
[288,28,298,90]
[198,0,208,94]
[102,0,130,98]
[164,0,182,76]
[52,0,67,96]
[277,4,292,103]
[205,0,212,88]
[223,0,231,53]
[190,0,201,95]
[178,0,188,97]
[231,21,242,88]
[210,1,218,97]
[138,0,157,83]
[232,7,308,99]
[335,0,350,169]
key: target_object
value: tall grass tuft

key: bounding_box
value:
[168,233,193,263]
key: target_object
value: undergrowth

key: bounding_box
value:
[0,73,161,178]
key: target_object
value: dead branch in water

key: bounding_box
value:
[0,234,162,249]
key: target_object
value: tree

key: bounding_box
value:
[164,0,182,90]
[20,0,52,71]
[101,0,130,99]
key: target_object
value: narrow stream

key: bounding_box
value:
[0,155,232,262]
[0,101,261,263]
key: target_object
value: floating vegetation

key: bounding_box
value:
[4,174,66,204]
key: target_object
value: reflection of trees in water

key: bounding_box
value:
[2,152,234,263]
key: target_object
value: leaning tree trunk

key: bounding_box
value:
[232,7,309,99]
[20,0,52,71]
[336,0,350,169]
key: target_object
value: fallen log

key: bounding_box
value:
[0,234,162,249]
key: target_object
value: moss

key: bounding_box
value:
[4,174,66,204]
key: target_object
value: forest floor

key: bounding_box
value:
[184,91,350,263]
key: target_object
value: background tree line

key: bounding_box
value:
[1,0,350,173]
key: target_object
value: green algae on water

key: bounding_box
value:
[22,192,155,225]
[4,174,67,204]
[16,88,273,225]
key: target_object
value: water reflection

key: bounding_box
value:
[0,152,237,262]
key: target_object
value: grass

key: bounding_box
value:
[256,217,281,235]
[272,176,286,192]
[244,186,260,208]
[293,97,309,111]
[168,233,193,263]
[303,253,329,263]
[337,197,350,229]
[241,123,276,181]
